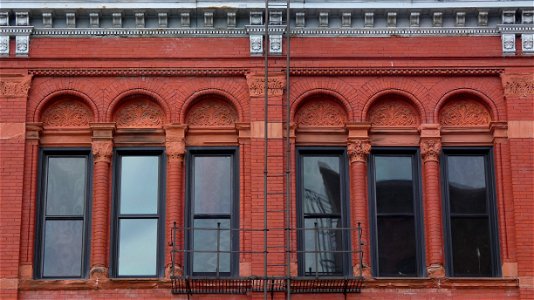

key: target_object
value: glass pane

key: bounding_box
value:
[374,156,414,214]
[304,218,343,275]
[46,157,86,216]
[451,217,492,276]
[118,219,158,276]
[43,220,83,277]
[120,156,159,214]
[194,156,232,214]
[447,156,487,214]
[193,219,231,273]
[377,216,417,277]
[302,156,341,215]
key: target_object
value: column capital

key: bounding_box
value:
[347,139,371,164]
[420,137,441,163]
[245,73,286,98]
[92,140,113,163]
[25,122,43,142]
[501,73,534,99]
[0,74,32,98]
[165,140,185,161]
[165,124,186,161]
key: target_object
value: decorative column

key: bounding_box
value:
[347,138,371,277]
[419,124,444,277]
[89,123,115,279]
[164,124,186,277]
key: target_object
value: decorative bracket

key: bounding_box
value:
[245,25,286,56]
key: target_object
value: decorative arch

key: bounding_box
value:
[180,89,243,124]
[36,90,97,127]
[294,94,348,127]
[363,91,423,127]
[106,88,171,124]
[112,95,165,128]
[184,96,238,127]
[435,89,498,126]
[291,86,355,122]
[437,91,494,127]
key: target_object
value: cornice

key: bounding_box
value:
[28,68,249,77]
[32,28,247,37]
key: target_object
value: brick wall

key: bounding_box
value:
[1,35,533,299]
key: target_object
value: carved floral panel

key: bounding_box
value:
[41,98,93,128]
[367,98,419,127]
[439,99,491,127]
[114,97,164,128]
[186,98,238,126]
[295,99,347,127]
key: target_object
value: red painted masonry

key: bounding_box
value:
[1,35,533,300]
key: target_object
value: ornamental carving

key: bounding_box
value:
[92,141,113,163]
[166,140,186,161]
[420,138,441,162]
[0,75,32,98]
[295,99,347,127]
[246,76,286,97]
[41,99,93,128]
[368,99,419,127]
[186,99,238,126]
[114,98,164,128]
[347,140,371,163]
[439,99,491,127]
[504,77,534,99]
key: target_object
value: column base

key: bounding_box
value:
[89,266,109,280]
[427,264,445,278]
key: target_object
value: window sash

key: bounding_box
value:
[112,150,164,278]
[369,149,425,277]
[442,148,500,277]
[186,148,238,277]
[297,148,350,277]
[36,151,91,279]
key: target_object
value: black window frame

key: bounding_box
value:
[185,147,240,277]
[34,148,93,279]
[368,147,426,278]
[110,148,166,278]
[296,147,352,277]
[441,147,501,277]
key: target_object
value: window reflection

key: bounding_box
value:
[299,153,347,276]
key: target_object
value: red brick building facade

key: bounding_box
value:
[1,1,533,299]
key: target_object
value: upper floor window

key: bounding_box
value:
[186,148,239,276]
[111,149,165,277]
[369,149,425,277]
[297,148,351,276]
[442,148,501,277]
[35,150,91,279]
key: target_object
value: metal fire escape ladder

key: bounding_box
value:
[171,1,364,297]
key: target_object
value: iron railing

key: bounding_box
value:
[169,222,364,295]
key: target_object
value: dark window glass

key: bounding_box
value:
[376,217,417,276]
[370,151,423,277]
[187,150,238,276]
[443,150,500,277]
[450,218,492,276]
[36,152,90,279]
[447,156,487,214]
[298,150,349,276]
[113,151,163,277]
